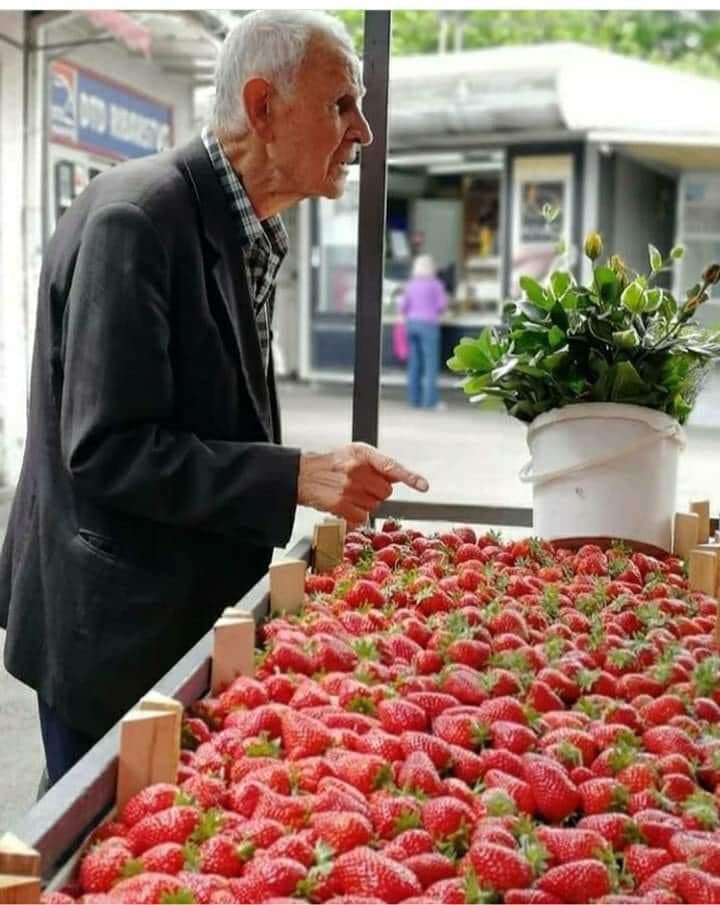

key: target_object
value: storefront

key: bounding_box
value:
[47,58,173,230]
[297,42,720,381]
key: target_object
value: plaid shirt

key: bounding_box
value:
[201,126,288,372]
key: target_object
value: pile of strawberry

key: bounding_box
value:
[44,523,720,904]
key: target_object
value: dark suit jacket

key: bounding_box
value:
[0,136,301,738]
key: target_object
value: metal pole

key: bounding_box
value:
[351,10,391,447]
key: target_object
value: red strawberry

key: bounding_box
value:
[477,696,528,725]
[233,856,307,901]
[79,840,133,893]
[344,579,385,609]
[228,817,285,849]
[535,826,609,865]
[120,783,180,827]
[217,676,267,711]
[537,859,610,902]
[263,674,298,704]
[504,891,559,904]
[378,698,427,735]
[330,751,392,795]
[327,847,422,902]
[446,639,490,670]
[355,729,404,763]
[105,872,187,904]
[126,806,199,856]
[484,769,536,814]
[262,833,316,868]
[578,777,629,815]
[523,754,580,821]
[368,792,422,839]
[466,842,532,893]
[198,834,249,877]
[526,680,564,713]
[309,811,373,854]
[433,712,486,750]
[577,813,640,850]
[624,844,673,885]
[674,866,720,905]
[253,787,310,830]
[489,721,536,755]
[448,745,488,785]
[640,694,686,726]
[383,830,434,861]
[440,669,488,705]
[264,641,315,675]
[138,841,186,875]
[400,732,453,770]
[180,773,226,810]
[397,751,444,797]
[634,809,684,849]
[669,833,720,876]
[280,711,334,759]
[403,853,456,889]
[176,869,231,903]
[643,726,699,760]
[421,796,475,842]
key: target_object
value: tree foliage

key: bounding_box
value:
[334,10,720,79]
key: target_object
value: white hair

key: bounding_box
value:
[211,9,356,135]
[412,254,436,278]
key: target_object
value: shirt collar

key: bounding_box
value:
[201,126,288,258]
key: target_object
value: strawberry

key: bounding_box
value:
[403,853,457,888]
[488,721,536,755]
[233,856,307,902]
[180,773,226,810]
[136,841,186,876]
[433,711,486,750]
[643,726,699,761]
[377,698,427,735]
[217,676,267,712]
[446,639,490,670]
[262,833,316,868]
[577,813,640,850]
[280,711,334,759]
[674,866,720,905]
[477,696,528,725]
[669,833,720,876]
[264,641,315,675]
[466,842,533,892]
[504,891,559,904]
[197,834,249,877]
[400,731,453,770]
[397,751,444,797]
[537,859,611,902]
[125,805,199,856]
[309,811,373,854]
[105,872,187,904]
[330,751,392,795]
[253,787,310,830]
[355,729,404,763]
[327,847,422,902]
[440,669,488,705]
[368,792,422,839]
[383,829,435,861]
[634,809,684,848]
[119,783,180,827]
[484,769,536,814]
[228,817,285,849]
[535,826,609,865]
[624,844,673,885]
[344,580,385,609]
[78,840,133,893]
[578,777,629,815]
[526,680,564,713]
[523,754,580,821]
[640,694,686,726]
[421,796,475,842]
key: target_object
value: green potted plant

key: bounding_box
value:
[448,219,720,551]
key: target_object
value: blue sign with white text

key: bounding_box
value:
[50,60,173,160]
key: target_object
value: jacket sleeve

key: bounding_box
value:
[59,201,300,549]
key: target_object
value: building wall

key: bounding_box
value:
[8,14,198,486]
[612,154,676,277]
[0,11,27,484]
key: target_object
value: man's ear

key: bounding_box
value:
[243,77,274,140]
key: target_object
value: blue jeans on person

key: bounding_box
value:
[407,319,440,408]
[37,696,97,791]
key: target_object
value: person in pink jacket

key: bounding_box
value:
[401,254,448,408]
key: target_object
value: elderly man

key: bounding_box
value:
[0,10,427,787]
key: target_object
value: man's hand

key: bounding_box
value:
[297,441,429,527]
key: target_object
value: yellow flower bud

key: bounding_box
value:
[584,232,603,262]
[609,254,626,274]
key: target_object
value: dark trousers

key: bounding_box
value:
[37,696,97,791]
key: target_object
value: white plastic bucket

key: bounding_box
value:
[519,403,686,552]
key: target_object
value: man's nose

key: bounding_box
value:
[350,109,373,148]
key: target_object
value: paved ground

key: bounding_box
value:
[1,377,720,827]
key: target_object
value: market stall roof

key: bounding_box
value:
[388,42,720,167]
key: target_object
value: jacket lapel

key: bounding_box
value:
[177,136,272,440]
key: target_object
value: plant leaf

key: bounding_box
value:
[621,280,646,315]
[649,244,663,272]
[548,326,565,349]
[519,276,551,309]
[612,328,640,350]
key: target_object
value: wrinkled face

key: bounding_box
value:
[269,38,373,199]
